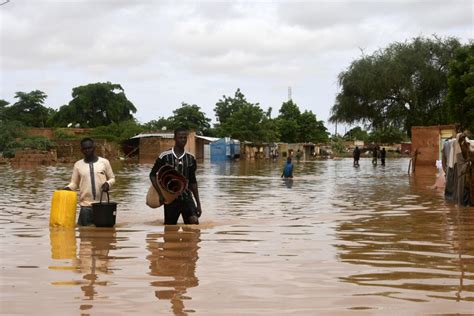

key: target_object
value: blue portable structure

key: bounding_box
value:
[210,137,240,161]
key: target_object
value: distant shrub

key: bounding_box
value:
[18,136,56,151]
[91,120,144,143]
[54,129,78,140]
[0,120,26,155]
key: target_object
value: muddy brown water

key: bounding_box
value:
[1,159,473,315]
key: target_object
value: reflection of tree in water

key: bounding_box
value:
[335,204,474,301]
[147,226,200,315]
[75,228,117,311]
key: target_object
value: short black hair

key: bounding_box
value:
[80,137,94,146]
[174,127,188,136]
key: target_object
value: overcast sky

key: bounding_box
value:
[1,0,472,133]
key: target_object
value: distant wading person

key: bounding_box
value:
[149,127,202,225]
[380,147,386,166]
[372,146,378,165]
[64,138,115,226]
[281,157,294,178]
[353,146,361,167]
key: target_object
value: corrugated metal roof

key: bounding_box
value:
[196,135,219,142]
[130,133,174,139]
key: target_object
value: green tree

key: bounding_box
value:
[92,120,144,142]
[276,100,328,143]
[169,102,211,134]
[330,36,461,136]
[214,89,249,124]
[298,110,329,143]
[276,100,301,143]
[142,117,173,131]
[3,91,55,127]
[50,82,137,127]
[213,90,278,142]
[447,43,474,133]
[344,126,369,141]
[0,99,9,122]
[218,103,277,143]
[368,127,408,144]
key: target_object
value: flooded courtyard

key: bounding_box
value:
[1,158,473,315]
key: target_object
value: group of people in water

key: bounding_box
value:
[353,145,386,167]
[64,127,202,226]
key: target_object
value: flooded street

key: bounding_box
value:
[1,158,473,315]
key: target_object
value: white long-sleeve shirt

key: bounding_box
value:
[67,157,115,206]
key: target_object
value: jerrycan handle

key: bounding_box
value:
[99,190,110,204]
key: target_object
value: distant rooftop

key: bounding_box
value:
[130,133,220,142]
[130,132,174,139]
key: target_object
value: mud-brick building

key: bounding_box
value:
[133,131,215,164]
[411,125,457,167]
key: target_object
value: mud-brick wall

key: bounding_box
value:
[27,128,93,139]
[411,127,439,166]
[411,125,456,166]
[139,133,198,164]
[11,149,57,165]
[139,138,174,164]
[56,139,118,163]
[26,128,55,139]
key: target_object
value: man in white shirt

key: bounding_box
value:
[65,138,115,226]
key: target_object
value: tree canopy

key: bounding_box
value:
[50,82,137,127]
[447,43,474,133]
[330,36,462,136]
[2,91,55,127]
[277,100,328,143]
[214,89,249,124]
[142,117,173,131]
[213,89,279,143]
[169,102,211,134]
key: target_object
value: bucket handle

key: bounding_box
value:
[99,190,110,204]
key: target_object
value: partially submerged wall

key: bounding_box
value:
[56,139,118,163]
[11,149,57,165]
[411,125,456,166]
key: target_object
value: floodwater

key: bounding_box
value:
[0,158,473,315]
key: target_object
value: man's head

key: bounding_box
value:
[174,127,188,149]
[80,138,95,159]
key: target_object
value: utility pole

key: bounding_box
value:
[288,86,292,101]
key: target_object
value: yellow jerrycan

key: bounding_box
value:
[49,190,78,228]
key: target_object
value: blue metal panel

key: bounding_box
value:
[210,138,228,161]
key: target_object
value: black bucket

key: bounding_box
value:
[92,191,118,227]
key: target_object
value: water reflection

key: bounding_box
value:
[283,178,293,189]
[76,228,117,306]
[50,228,76,260]
[335,193,474,302]
[146,226,200,315]
[49,227,118,312]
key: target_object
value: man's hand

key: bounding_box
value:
[101,182,110,192]
[196,204,202,218]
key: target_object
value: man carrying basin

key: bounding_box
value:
[64,138,116,226]
[149,127,202,225]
